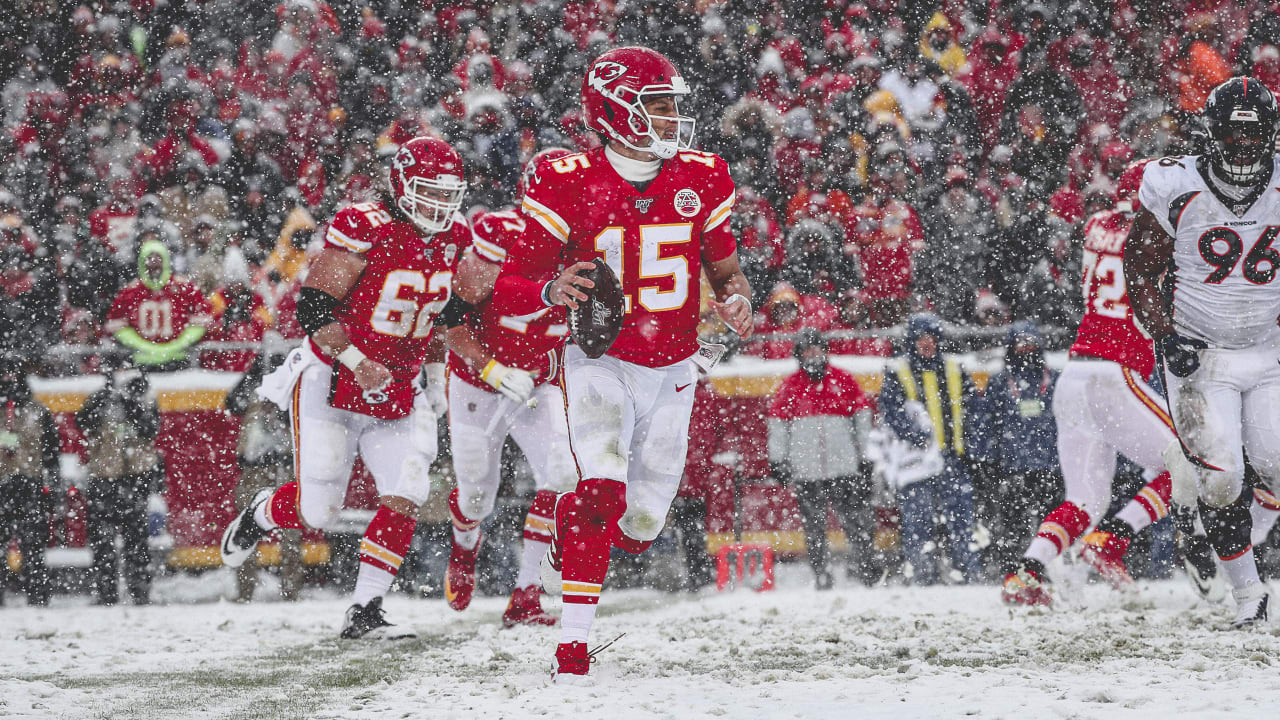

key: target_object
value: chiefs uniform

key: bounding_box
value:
[446,207,576,533]
[1006,161,1187,605]
[106,277,211,342]
[493,143,736,545]
[449,209,568,389]
[284,199,470,526]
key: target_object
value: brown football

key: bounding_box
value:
[568,258,626,359]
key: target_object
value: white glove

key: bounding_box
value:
[418,362,448,417]
[905,401,934,433]
[481,360,536,404]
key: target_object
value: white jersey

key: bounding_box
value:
[1138,155,1280,349]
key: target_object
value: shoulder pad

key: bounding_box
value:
[326,203,392,253]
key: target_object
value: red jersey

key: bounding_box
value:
[494,146,738,367]
[448,208,568,391]
[105,278,211,343]
[317,200,471,419]
[846,197,924,301]
[1070,208,1155,377]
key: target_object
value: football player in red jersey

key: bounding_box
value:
[220,136,472,639]
[441,147,577,628]
[490,47,753,682]
[105,240,212,369]
[1003,161,1216,606]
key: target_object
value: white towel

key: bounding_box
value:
[255,344,317,409]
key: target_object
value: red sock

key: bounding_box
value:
[613,528,652,554]
[448,487,482,532]
[353,505,418,605]
[561,478,626,606]
[267,481,305,529]
[523,489,557,544]
[1134,472,1173,522]
[1035,501,1092,554]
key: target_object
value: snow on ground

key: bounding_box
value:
[4,563,1280,720]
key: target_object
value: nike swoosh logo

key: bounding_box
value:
[444,578,458,603]
[675,383,691,392]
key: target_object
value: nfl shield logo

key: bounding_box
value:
[635,198,654,213]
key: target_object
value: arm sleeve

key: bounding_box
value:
[1137,164,1177,237]
[701,159,738,263]
[490,226,564,316]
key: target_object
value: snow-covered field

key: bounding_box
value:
[4,563,1280,720]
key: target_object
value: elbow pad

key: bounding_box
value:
[438,295,475,329]
[297,286,340,335]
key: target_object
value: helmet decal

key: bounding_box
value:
[587,61,627,93]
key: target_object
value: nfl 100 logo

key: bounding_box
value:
[674,188,701,217]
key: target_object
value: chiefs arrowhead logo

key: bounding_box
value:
[394,146,415,170]
[587,61,627,93]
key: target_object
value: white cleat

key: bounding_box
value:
[1230,584,1270,629]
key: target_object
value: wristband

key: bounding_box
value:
[480,359,501,383]
[337,345,367,371]
[725,293,751,312]
[540,281,555,307]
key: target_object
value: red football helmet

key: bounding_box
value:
[517,146,573,199]
[388,136,467,234]
[1115,158,1150,213]
[581,46,695,159]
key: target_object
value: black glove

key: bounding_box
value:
[1160,333,1208,377]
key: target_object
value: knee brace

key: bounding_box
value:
[1197,465,1245,509]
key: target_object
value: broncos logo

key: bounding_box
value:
[586,61,627,92]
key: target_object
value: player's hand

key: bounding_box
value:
[481,361,537,404]
[354,358,393,392]
[546,261,597,310]
[1159,333,1208,377]
[418,362,448,416]
[713,294,754,338]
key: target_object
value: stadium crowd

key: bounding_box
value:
[2,0,1280,600]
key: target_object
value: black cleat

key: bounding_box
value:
[220,488,271,568]
[340,597,417,640]
[1179,533,1226,602]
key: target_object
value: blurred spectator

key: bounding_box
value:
[974,321,1061,574]
[748,282,837,359]
[1174,14,1232,113]
[224,337,301,601]
[1000,48,1082,188]
[915,167,994,324]
[768,329,880,588]
[202,248,273,372]
[877,314,982,585]
[0,355,58,606]
[828,289,893,357]
[0,199,58,355]
[77,364,160,606]
[846,161,924,327]
[105,241,211,370]
[783,220,856,298]
[960,28,1020,152]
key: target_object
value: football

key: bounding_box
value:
[567,258,626,359]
